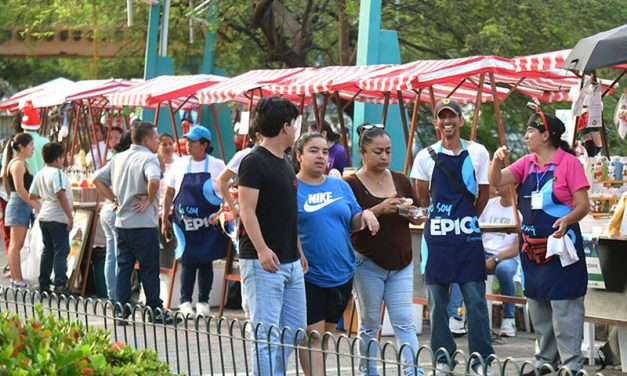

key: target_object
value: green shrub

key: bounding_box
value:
[0,306,172,375]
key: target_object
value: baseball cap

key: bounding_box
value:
[435,99,462,117]
[183,125,212,142]
[526,112,565,138]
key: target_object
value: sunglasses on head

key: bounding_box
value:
[362,123,385,131]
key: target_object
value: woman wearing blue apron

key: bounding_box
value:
[489,112,590,374]
[161,126,228,318]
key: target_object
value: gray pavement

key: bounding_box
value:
[0,235,621,375]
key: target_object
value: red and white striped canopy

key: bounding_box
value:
[65,79,141,103]
[196,68,305,105]
[106,74,226,109]
[358,55,580,103]
[0,77,74,113]
[266,65,391,97]
[513,49,627,73]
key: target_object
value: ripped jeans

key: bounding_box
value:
[353,253,422,376]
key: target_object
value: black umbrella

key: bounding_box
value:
[562,23,627,73]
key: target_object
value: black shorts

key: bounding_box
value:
[305,278,353,326]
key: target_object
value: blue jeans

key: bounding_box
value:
[447,284,463,320]
[486,254,518,319]
[427,282,494,365]
[38,221,70,288]
[240,259,306,376]
[353,254,422,376]
[100,207,117,301]
[180,262,213,304]
[116,227,162,311]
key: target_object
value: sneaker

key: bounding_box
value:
[179,301,194,318]
[521,368,553,376]
[196,302,210,317]
[449,316,467,336]
[152,310,182,325]
[434,363,451,376]
[472,364,495,376]
[53,286,77,297]
[10,280,28,289]
[38,285,51,294]
[499,318,517,337]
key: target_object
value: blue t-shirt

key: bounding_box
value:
[297,176,361,287]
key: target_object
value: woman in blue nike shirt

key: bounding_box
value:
[293,132,378,376]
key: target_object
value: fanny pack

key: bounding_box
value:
[521,233,553,265]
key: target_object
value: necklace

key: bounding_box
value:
[363,170,385,185]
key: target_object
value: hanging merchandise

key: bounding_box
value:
[613,93,627,139]
[584,81,603,128]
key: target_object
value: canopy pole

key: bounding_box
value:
[320,94,329,125]
[298,95,306,136]
[428,86,440,140]
[69,104,82,165]
[168,100,183,157]
[334,92,352,167]
[470,74,485,141]
[196,104,202,125]
[445,79,467,99]
[381,92,390,126]
[602,69,626,97]
[403,93,421,175]
[500,77,525,103]
[312,94,321,131]
[489,73,507,148]
[591,72,610,158]
[396,90,409,143]
[87,99,104,167]
[82,107,98,169]
[343,90,362,112]
[211,104,226,161]
[489,72,520,231]
[153,102,162,125]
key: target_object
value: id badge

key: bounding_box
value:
[531,191,543,210]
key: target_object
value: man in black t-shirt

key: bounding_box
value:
[238,96,307,375]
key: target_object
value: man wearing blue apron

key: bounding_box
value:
[412,99,495,375]
[161,126,227,318]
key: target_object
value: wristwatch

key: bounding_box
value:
[492,256,501,264]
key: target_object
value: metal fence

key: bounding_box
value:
[0,287,597,376]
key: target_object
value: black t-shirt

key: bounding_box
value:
[238,146,299,263]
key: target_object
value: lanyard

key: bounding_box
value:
[534,165,550,192]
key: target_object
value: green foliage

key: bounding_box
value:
[0,306,171,375]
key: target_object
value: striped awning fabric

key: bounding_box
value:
[196,68,305,105]
[106,74,226,109]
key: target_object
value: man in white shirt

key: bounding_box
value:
[412,99,494,374]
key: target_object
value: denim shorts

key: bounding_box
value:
[4,194,33,227]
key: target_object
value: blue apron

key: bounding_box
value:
[517,164,587,300]
[424,141,486,284]
[172,156,228,265]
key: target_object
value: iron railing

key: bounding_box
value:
[0,287,598,376]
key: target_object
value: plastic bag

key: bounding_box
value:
[613,93,627,139]
[20,218,43,284]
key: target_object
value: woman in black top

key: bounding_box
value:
[3,133,40,288]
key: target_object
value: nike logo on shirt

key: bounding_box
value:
[303,197,342,212]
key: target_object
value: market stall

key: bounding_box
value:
[515,41,627,368]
